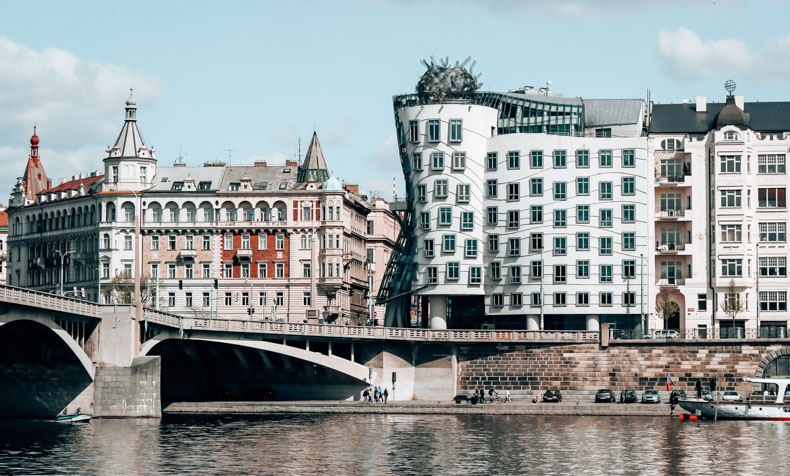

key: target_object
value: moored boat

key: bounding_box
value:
[55,413,92,423]
[678,377,790,420]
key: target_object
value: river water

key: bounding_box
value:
[1,414,788,475]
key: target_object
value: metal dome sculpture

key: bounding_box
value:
[416,56,482,104]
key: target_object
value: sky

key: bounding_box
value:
[1,0,789,204]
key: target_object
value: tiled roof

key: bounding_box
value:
[40,175,103,194]
[649,101,790,134]
[0,210,8,227]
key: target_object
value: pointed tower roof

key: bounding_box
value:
[321,175,343,192]
[297,131,329,183]
[22,126,49,201]
[106,89,155,161]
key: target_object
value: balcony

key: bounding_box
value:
[235,249,252,259]
[655,208,690,221]
[656,277,685,287]
[179,249,197,259]
[655,242,688,254]
[324,304,341,314]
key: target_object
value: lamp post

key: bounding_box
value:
[55,249,75,296]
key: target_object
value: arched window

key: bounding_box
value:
[763,355,790,377]
[102,233,111,250]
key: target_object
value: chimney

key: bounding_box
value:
[696,96,706,112]
[285,160,298,167]
[254,161,267,167]
[344,184,360,195]
[735,95,745,110]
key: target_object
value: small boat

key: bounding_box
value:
[678,377,790,421]
[55,413,92,423]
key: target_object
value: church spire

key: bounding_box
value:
[22,126,49,201]
[297,131,329,183]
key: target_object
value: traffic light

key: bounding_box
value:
[178,280,183,290]
[213,279,218,289]
[247,308,255,316]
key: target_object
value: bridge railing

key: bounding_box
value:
[0,284,101,318]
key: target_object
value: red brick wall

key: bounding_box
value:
[220,234,290,278]
[458,343,789,393]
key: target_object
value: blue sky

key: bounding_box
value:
[1,0,789,203]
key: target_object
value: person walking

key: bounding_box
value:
[695,379,702,399]
[669,391,676,416]
[383,387,389,404]
[505,390,511,403]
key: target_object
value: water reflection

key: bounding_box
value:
[1,415,788,474]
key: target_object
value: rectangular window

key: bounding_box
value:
[599,182,612,200]
[124,235,133,250]
[258,291,266,307]
[576,149,589,168]
[721,259,743,277]
[428,119,440,142]
[465,239,478,258]
[577,205,589,224]
[508,237,520,257]
[223,263,232,278]
[302,291,311,307]
[417,185,427,202]
[202,292,210,308]
[469,266,482,284]
[622,205,635,223]
[530,233,543,251]
[439,207,452,226]
[184,292,192,308]
[443,234,456,253]
[530,205,543,224]
[412,153,423,172]
[507,210,519,229]
[427,267,438,284]
[223,234,233,251]
[449,119,463,142]
[169,292,176,307]
[600,265,613,283]
[553,150,566,168]
[554,237,567,256]
[720,155,741,173]
[408,120,419,143]
[431,152,444,170]
[435,180,448,198]
[596,128,612,138]
[600,237,612,255]
[623,232,635,251]
[720,224,742,242]
[424,239,434,258]
[241,292,250,307]
[169,235,178,251]
[457,183,470,203]
[275,263,285,278]
[720,190,742,208]
[203,235,212,251]
[759,291,788,311]
[530,150,543,168]
[492,293,504,307]
[577,177,589,196]
[554,265,566,283]
[275,292,284,306]
[150,263,159,279]
[623,260,636,279]
[276,234,284,250]
[487,179,498,198]
[447,262,460,280]
[490,262,501,280]
[759,222,786,242]
[623,292,636,307]
[186,263,194,279]
[577,233,589,251]
[452,151,466,170]
[487,152,498,171]
[487,207,498,226]
[531,260,542,280]
[759,256,787,277]
[461,211,474,230]
[531,293,541,307]
[577,292,589,306]
[530,178,543,196]
[622,149,636,167]
[507,151,520,169]
[553,182,566,200]
[258,262,268,278]
[168,263,177,279]
[577,260,589,278]
[303,262,311,278]
[554,292,566,306]
[511,293,523,307]
[599,149,612,167]
[507,183,520,201]
[600,209,612,228]
[509,265,521,284]
[622,177,635,195]
[488,234,499,253]
[554,209,566,228]
[420,212,430,230]
[151,235,159,250]
[241,235,250,249]
[697,294,707,311]
[758,154,786,174]
[758,188,786,208]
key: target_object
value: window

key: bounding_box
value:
[622,177,635,196]
[759,291,787,311]
[509,265,521,284]
[720,224,742,242]
[169,292,176,307]
[223,263,232,278]
[469,266,482,284]
[229,183,240,191]
[623,292,636,307]
[439,207,452,226]
[759,222,786,242]
[443,234,456,253]
[417,185,427,202]
[186,263,195,279]
[202,263,211,278]
[203,235,212,250]
[490,262,501,280]
[530,205,543,224]
[124,235,132,250]
[168,263,177,279]
[487,207,498,226]
[184,292,193,308]
[449,119,462,142]
[151,235,159,250]
[302,291,311,307]
[150,263,159,278]
[554,182,566,200]
[720,155,741,173]
[576,149,589,168]
[530,178,543,196]
[102,263,110,279]
[577,177,589,195]
[758,188,786,208]
[275,262,285,278]
[457,184,470,203]
[488,234,499,253]
[623,260,636,279]
[511,293,523,307]
[507,151,520,169]
[599,150,612,167]
[597,209,612,228]
[169,235,177,251]
[661,139,683,151]
[600,237,612,255]
[241,292,250,307]
[577,260,589,278]
[720,190,742,208]
[276,234,285,250]
[427,267,438,284]
[599,182,612,200]
[424,239,434,257]
[577,233,589,251]
[531,261,542,280]
[622,149,635,167]
[447,262,460,280]
[577,205,589,224]
[530,150,543,168]
[428,119,440,142]
[721,259,742,277]
[487,179,498,198]
[223,292,232,306]
[461,212,474,230]
[420,212,430,230]
[412,153,422,171]
[508,238,520,256]
[507,183,519,201]
[203,292,210,308]
[697,294,707,311]
[223,234,233,251]
[759,257,787,277]
[241,235,250,249]
[431,152,444,170]
[600,265,613,283]
[530,233,543,251]
[465,239,479,258]
[112,165,119,183]
[596,128,612,138]
[408,120,419,143]
[435,180,448,198]
[258,262,268,278]
[623,232,635,251]
[507,210,519,229]
[492,293,504,307]
[259,292,267,306]
[452,152,466,170]
[301,234,311,249]
[601,292,613,306]
[758,154,786,174]
[723,131,739,140]
[531,293,541,306]
[553,150,566,168]
[577,292,589,306]
[554,265,566,283]
[622,205,635,223]
[554,209,566,228]
[553,292,566,306]
[487,152,498,171]
[303,262,311,278]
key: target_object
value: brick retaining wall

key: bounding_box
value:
[457,343,790,394]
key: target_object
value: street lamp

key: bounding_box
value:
[55,249,75,296]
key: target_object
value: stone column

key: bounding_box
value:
[586,314,600,331]
[527,315,540,330]
[429,295,447,329]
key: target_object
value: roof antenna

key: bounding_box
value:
[298,137,301,161]
[222,148,237,165]
[175,145,187,165]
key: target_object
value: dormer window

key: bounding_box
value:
[660,139,683,151]
[724,131,739,141]
[279,182,287,190]
[172,182,184,191]
[229,183,240,191]
[198,181,211,190]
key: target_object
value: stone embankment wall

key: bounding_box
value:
[95,356,161,417]
[457,342,789,394]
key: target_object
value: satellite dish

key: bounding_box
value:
[725,79,736,96]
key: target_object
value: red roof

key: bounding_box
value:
[0,210,8,227]
[40,175,103,194]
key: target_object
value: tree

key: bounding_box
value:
[722,278,744,322]
[103,272,151,306]
[655,286,679,329]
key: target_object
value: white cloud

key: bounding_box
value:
[657,28,790,81]
[0,36,161,199]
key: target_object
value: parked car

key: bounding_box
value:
[595,389,616,403]
[722,391,742,402]
[624,390,638,403]
[543,390,562,402]
[644,330,680,339]
[642,390,661,403]
[668,390,686,403]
